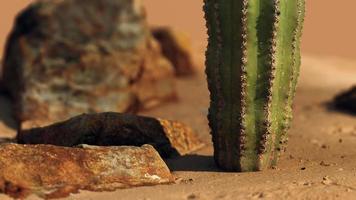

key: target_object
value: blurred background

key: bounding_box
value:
[0,0,356,60]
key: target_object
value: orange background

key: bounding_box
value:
[0,0,355,60]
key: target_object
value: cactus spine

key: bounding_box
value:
[204,0,305,171]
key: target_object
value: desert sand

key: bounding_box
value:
[2,0,356,200]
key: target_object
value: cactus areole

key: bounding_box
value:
[204,0,305,171]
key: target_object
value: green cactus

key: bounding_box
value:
[204,0,305,171]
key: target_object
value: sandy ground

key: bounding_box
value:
[2,54,356,199]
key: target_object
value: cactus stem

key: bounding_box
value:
[204,0,305,171]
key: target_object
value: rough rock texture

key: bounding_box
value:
[333,86,356,114]
[1,0,176,130]
[152,27,196,76]
[0,144,174,199]
[17,112,204,158]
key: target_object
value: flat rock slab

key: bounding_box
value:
[17,112,204,158]
[0,144,174,199]
[1,0,175,130]
[332,86,356,114]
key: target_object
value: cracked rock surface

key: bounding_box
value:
[0,144,174,199]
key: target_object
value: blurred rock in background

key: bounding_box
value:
[332,86,356,114]
[152,27,196,76]
[1,0,176,130]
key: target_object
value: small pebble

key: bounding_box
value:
[176,178,194,184]
[187,193,199,200]
[174,177,183,183]
[251,192,265,199]
[321,176,333,185]
[320,161,331,167]
[303,182,312,186]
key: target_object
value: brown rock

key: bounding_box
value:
[1,0,176,129]
[0,144,174,198]
[17,112,204,158]
[0,144,174,199]
[321,176,333,185]
[152,27,196,76]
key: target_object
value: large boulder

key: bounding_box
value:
[1,0,176,129]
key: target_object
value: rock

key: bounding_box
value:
[1,0,176,130]
[0,143,174,199]
[187,193,200,200]
[17,112,204,158]
[333,86,356,114]
[152,27,196,76]
[321,176,333,185]
[320,161,331,167]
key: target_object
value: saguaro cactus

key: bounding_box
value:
[204,0,305,171]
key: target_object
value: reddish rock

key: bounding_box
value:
[1,0,176,129]
[17,112,204,158]
[0,144,174,199]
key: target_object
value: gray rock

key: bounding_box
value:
[1,0,176,129]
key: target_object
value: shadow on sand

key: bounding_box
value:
[325,101,356,117]
[165,154,221,172]
[324,86,356,116]
[0,137,16,144]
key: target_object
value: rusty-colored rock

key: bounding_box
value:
[0,143,174,199]
[152,27,196,76]
[1,0,176,130]
[17,112,204,157]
